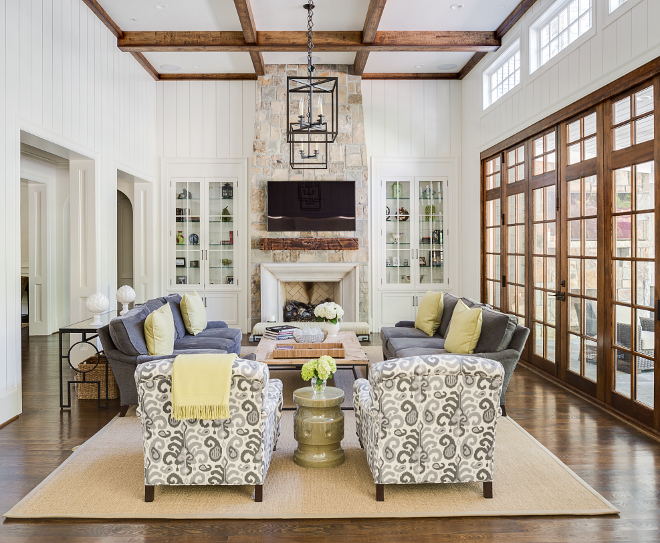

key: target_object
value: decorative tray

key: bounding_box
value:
[272,342,345,359]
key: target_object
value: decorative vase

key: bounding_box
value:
[86,292,109,327]
[116,285,136,316]
[392,182,402,198]
[326,322,340,338]
[311,377,327,394]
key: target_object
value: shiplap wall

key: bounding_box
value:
[0,0,157,424]
[156,81,256,159]
[459,0,660,300]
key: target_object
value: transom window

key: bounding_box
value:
[483,40,521,109]
[567,112,597,164]
[612,87,654,151]
[609,0,628,13]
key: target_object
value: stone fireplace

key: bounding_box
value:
[250,64,369,329]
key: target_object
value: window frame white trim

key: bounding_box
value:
[608,0,628,13]
[482,38,522,110]
[529,0,594,75]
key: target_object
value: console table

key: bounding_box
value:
[58,311,117,409]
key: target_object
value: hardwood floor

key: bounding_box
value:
[1,328,659,541]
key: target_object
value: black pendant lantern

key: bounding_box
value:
[287,2,338,170]
[222,182,233,200]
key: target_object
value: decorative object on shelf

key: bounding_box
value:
[424,204,436,221]
[390,232,403,244]
[267,315,276,322]
[221,258,232,266]
[177,188,190,200]
[392,257,399,266]
[86,292,109,327]
[420,274,426,282]
[391,182,402,199]
[176,208,189,216]
[226,276,234,284]
[292,326,325,344]
[401,275,411,283]
[421,186,435,198]
[385,206,390,221]
[222,183,233,199]
[403,259,409,267]
[176,231,184,244]
[176,276,187,284]
[431,250,443,267]
[221,206,231,222]
[116,285,135,316]
[189,260,199,268]
[189,233,199,245]
[229,231,233,244]
[419,256,427,267]
[175,257,186,268]
[397,207,409,221]
[432,229,443,244]
[385,258,391,267]
[286,2,338,170]
[421,236,431,244]
[301,355,337,394]
[314,302,344,337]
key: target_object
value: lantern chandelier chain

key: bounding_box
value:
[306,2,314,74]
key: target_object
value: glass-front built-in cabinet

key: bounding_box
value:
[383,178,446,287]
[173,177,237,289]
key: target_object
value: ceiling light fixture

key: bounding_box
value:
[437,63,458,71]
[131,18,137,21]
[415,64,425,68]
[160,64,181,71]
[193,65,201,69]
[155,4,167,9]
[450,4,464,9]
[286,2,338,170]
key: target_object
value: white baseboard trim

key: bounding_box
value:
[0,387,21,427]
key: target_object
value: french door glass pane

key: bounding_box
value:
[385,181,411,285]
[175,180,202,287]
[418,180,444,285]
[208,180,236,285]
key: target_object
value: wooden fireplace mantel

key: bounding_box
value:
[259,238,359,251]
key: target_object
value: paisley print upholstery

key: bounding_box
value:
[135,358,283,487]
[354,354,504,485]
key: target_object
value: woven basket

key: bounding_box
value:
[75,356,119,400]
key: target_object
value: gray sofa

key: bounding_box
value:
[380,293,529,416]
[99,293,243,416]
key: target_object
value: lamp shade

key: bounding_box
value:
[86,293,109,326]
[116,285,136,304]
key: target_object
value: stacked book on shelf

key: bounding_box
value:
[263,325,297,341]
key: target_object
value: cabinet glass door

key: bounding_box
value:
[174,180,203,287]
[385,180,412,285]
[418,180,444,285]
[208,180,236,286]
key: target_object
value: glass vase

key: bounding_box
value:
[311,376,327,394]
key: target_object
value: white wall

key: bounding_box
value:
[0,0,158,424]
[460,0,660,300]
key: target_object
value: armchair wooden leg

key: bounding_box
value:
[500,404,507,417]
[145,485,154,502]
[483,481,493,499]
[119,405,129,417]
[255,484,263,502]
[376,484,385,502]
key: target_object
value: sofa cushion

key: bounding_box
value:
[396,347,448,358]
[438,293,460,337]
[161,293,186,340]
[180,291,208,335]
[414,290,444,337]
[144,298,165,313]
[390,337,446,353]
[380,326,437,348]
[195,326,243,344]
[474,308,518,353]
[173,336,238,353]
[108,306,150,356]
[445,300,483,354]
[144,303,175,356]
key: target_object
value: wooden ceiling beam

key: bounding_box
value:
[459,0,537,80]
[233,0,265,76]
[117,31,500,53]
[130,53,160,81]
[81,0,123,38]
[354,0,388,76]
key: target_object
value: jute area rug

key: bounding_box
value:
[6,356,618,519]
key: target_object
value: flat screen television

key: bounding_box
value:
[267,181,356,232]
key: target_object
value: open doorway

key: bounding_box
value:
[117,188,134,311]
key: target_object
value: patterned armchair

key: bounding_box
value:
[354,354,504,501]
[135,357,283,503]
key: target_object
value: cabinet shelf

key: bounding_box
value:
[209,266,234,269]
[386,197,410,201]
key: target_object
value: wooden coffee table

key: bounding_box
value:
[254,331,370,409]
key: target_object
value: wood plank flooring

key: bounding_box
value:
[1,328,659,541]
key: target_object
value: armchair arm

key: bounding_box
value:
[262,379,284,417]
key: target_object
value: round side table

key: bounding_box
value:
[293,386,345,469]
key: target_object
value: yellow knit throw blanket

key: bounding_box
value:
[171,353,237,420]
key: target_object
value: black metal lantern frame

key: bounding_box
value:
[222,182,233,199]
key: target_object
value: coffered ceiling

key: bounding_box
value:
[83,0,537,81]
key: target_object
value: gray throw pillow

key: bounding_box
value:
[144,297,165,313]
[462,297,493,310]
[161,293,186,340]
[108,306,150,356]
[438,293,460,338]
[474,308,518,353]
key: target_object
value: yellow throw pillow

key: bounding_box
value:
[180,291,208,336]
[444,300,483,354]
[414,291,444,337]
[144,303,175,356]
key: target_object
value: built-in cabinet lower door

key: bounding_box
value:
[381,293,415,327]
[204,293,240,326]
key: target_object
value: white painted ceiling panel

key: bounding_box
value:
[365,51,475,73]
[250,0,371,31]
[379,0,513,32]
[143,52,256,73]
[262,52,358,65]
[104,0,242,31]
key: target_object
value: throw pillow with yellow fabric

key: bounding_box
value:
[144,303,175,356]
[180,291,208,335]
[171,353,237,420]
[444,299,483,354]
[414,290,444,337]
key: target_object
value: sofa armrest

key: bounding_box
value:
[395,320,415,328]
[206,321,228,329]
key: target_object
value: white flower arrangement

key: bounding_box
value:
[314,302,344,324]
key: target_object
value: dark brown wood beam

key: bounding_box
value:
[459,0,538,80]
[130,53,160,81]
[354,0,388,76]
[118,31,500,53]
[233,0,265,76]
[81,0,123,38]
[259,238,359,251]
[159,73,258,81]
[362,73,459,80]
